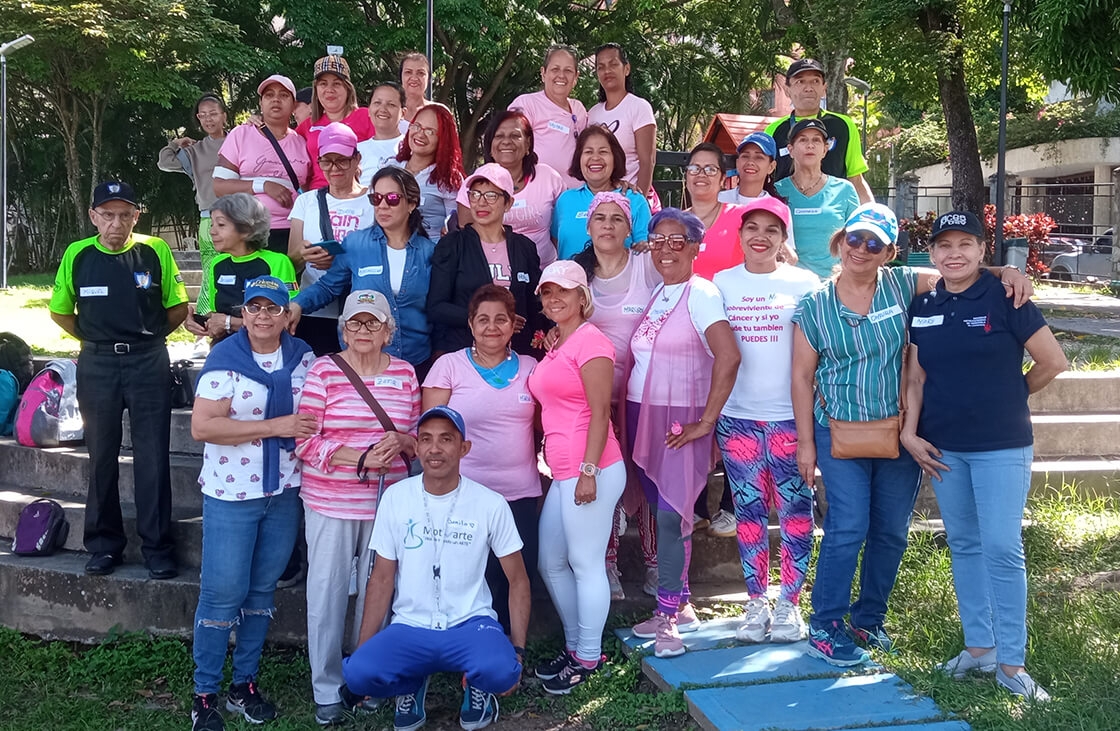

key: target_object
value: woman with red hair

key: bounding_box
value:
[394,104,464,236]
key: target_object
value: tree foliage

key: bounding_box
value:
[1024,0,1120,102]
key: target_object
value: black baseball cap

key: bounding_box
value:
[91,181,138,209]
[786,59,825,82]
[296,86,313,105]
[931,211,984,240]
[788,117,829,143]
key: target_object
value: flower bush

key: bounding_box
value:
[984,204,1054,276]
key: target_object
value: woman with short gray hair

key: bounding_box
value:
[186,192,298,342]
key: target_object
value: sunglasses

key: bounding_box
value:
[647,233,694,251]
[369,192,404,207]
[845,232,888,255]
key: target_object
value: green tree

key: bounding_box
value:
[1025,0,1120,102]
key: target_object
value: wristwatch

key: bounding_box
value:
[579,462,601,477]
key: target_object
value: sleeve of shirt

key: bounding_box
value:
[688,280,730,345]
[632,96,657,129]
[200,256,217,316]
[571,327,615,368]
[157,241,189,307]
[839,179,860,219]
[407,364,422,435]
[216,126,244,173]
[293,361,345,472]
[288,190,311,224]
[48,246,77,315]
[275,256,299,297]
[426,235,469,329]
[369,489,401,560]
[295,253,350,313]
[792,291,821,352]
[840,114,870,177]
[422,352,456,389]
[195,369,237,401]
[487,493,525,558]
[892,266,919,305]
[629,192,652,242]
[1006,298,1047,345]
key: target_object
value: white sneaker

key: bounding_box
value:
[997,667,1051,702]
[735,597,771,643]
[937,648,997,678]
[769,598,806,642]
[707,509,737,537]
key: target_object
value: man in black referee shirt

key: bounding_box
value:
[49,181,189,579]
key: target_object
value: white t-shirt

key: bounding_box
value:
[195,347,316,501]
[627,277,727,400]
[385,245,408,295]
[714,263,821,420]
[357,136,404,187]
[388,160,457,236]
[588,93,656,186]
[369,475,524,629]
[289,189,376,319]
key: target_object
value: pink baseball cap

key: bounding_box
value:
[256,74,297,98]
[587,191,632,228]
[318,122,358,157]
[536,259,589,293]
[463,163,516,199]
[740,196,792,234]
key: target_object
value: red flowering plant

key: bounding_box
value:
[983,204,1054,276]
[899,211,938,252]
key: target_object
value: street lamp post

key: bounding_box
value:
[844,76,871,152]
[994,1,1011,265]
[0,33,35,290]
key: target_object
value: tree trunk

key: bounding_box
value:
[818,47,850,114]
[935,46,986,214]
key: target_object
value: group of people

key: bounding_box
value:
[45,47,1069,731]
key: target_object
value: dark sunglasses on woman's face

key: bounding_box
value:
[647,233,692,251]
[369,192,403,207]
[845,232,887,255]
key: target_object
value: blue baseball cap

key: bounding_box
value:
[242,276,290,307]
[736,131,777,158]
[845,203,899,247]
[417,405,467,440]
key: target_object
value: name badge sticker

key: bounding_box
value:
[622,304,645,315]
[794,207,822,216]
[358,265,383,277]
[911,315,944,328]
[374,376,402,389]
[511,199,527,209]
[79,286,109,297]
[217,274,236,285]
[867,304,904,324]
[547,120,571,134]
[518,393,533,404]
[575,211,588,219]
[516,272,530,283]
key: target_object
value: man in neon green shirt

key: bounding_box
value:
[765,59,873,204]
[49,180,189,579]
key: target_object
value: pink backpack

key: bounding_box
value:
[15,359,82,447]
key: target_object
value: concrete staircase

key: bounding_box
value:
[173,248,203,302]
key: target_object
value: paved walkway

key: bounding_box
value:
[1035,288,1120,338]
[615,620,970,731]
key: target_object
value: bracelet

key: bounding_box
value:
[225,314,231,333]
[252,179,265,194]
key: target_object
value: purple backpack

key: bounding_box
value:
[11,499,69,556]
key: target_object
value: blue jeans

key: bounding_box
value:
[933,446,1032,666]
[343,616,522,698]
[192,489,302,695]
[810,422,921,629]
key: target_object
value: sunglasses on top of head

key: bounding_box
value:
[845,231,888,255]
[369,192,403,207]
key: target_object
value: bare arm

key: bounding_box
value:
[212,155,253,197]
[1023,326,1067,393]
[191,395,317,445]
[166,302,189,332]
[848,173,874,204]
[912,266,1033,307]
[665,321,740,449]
[357,555,397,645]
[498,551,530,653]
[422,386,452,410]
[633,124,656,197]
[574,356,614,505]
[50,312,80,340]
[791,325,819,486]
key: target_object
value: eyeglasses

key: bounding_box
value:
[196,111,224,120]
[685,164,721,177]
[468,190,505,205]
[369,192,403,207]
[845,232,887,255]
[244,302,285,316]
[318,157,354,169]
[647,233,694,251]
[409,123,438,137]
[344,319,385,332]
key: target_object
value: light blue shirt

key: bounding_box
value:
[775,176,859,279]
[551,184,652,260]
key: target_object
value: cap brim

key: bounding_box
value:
[94,196,139,208]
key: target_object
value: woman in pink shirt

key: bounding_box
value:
[422,284,540,632]
[509,45,588,189]
[528,260,625,695]
[296,55,375,191]
[456,110,565,267]
[294,290,420,724]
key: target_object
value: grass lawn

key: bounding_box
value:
[0,487,1117,730]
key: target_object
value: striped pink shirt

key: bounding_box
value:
[295,355,421,520]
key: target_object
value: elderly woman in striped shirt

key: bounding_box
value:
[790,203,1032,667]
[294,289,421,725]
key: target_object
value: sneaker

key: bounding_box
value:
[692,513,711,531]
[632,612,664,639]
[606,563,625,601]
[541,655,602,695]
[226,680,277,724]
[676,603,701,634]
[997,667,1051,702]
[642,566,658,597]
[534,650,572,681]
[735,597,772,643]
[937,648,997,678]
[807,620,870,667]
[653,614,686,658]
[276,561,306,590]
[459,682,499,730]
[707,509,737,537]
[314,702,347,726]
[339,683,380,713]
[848,621,894,653]
[394,676,428,731]
[192,693,225,731]
[769,598,807,642]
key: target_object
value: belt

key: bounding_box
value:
[83,339,165,355]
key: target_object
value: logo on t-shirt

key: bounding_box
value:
[134,271,152,289]
[403,519,424,549]
[964,314,991,331]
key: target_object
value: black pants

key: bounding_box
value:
[76,344,174,562]
[485,496,539,634]
[694,467,734,521]
[295,315,341,357]
[266,227,291,256]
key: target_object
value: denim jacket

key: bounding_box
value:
[294,225,436,366]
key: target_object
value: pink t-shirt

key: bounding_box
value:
[297,109,376,190]
[587,94,656,185]
[218,124,312,231]
[423,349,540,501]
[457,164,564,268]
[481,238,512,286]
[693,203,747,280]
[527,323,624,480]
[509,90,588,189]
[587,251,661,403]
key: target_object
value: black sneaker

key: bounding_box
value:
[226,680,277,723]
[192,693,225,731]
[541,655,602,695]
[534,649,572,680]
[85,552,123,576]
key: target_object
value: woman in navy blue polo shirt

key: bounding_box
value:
[901,211,1066,701]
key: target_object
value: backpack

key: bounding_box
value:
[0,370,17,436]
[11,499,70,556]
[15,359,83,447]
[0,332,33,391]
[170,359,195,409]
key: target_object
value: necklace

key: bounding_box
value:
[469,346,516,387]
[793,173,824,196]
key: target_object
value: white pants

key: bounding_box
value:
[538,461,626,663]
[305,506,375,705]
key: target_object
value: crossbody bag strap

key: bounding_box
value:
[259,125,302,193]
[328,353,413,478]
[317,187,332,242]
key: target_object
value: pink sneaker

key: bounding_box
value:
[654,615,686,658]
[676,603,701,634]
[631,613,661,639]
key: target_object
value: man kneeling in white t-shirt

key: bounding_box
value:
[342,405,528,731]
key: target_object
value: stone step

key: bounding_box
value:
[186,285,200,301]
[0,437,203,512]
[180,269,203,286]
[1032,414,1120,458]
[123,408,201,456]
[173,249,201,267]
[1029,371,1120,414]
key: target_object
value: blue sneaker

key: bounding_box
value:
[459,680,499,730]
[807,620,870,667]
[394,676,428,731]
[848,621,895,653]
